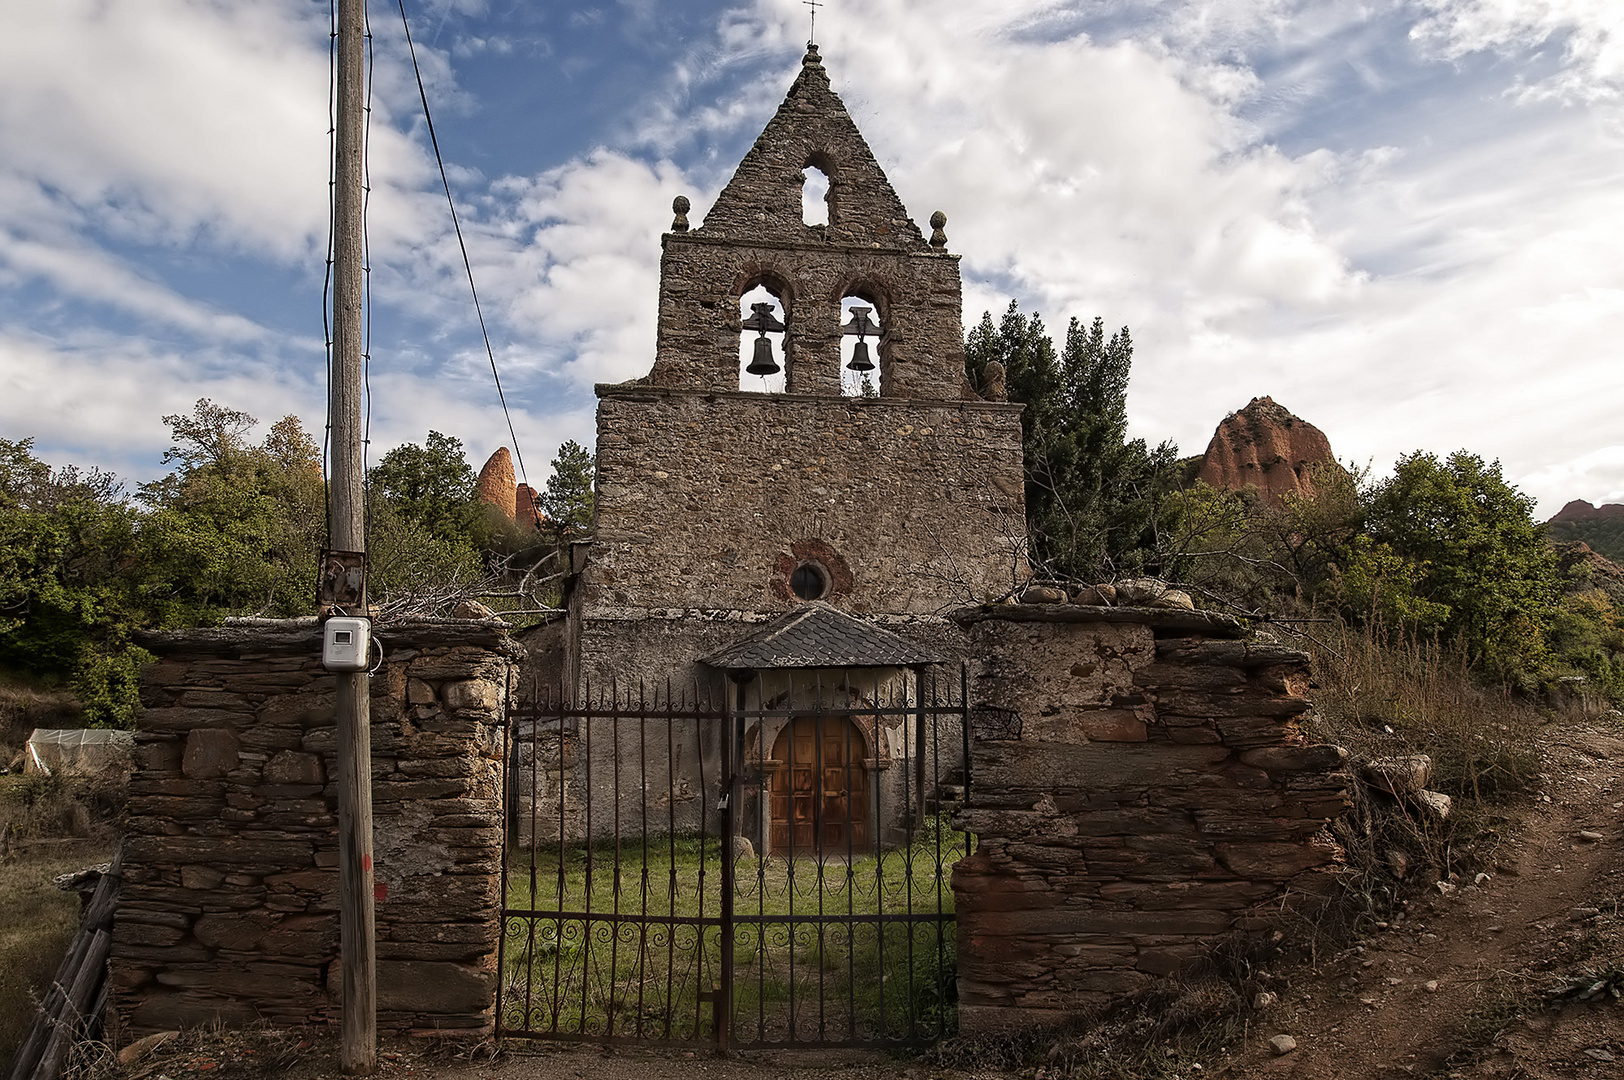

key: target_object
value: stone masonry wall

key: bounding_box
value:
[588,388,1025,616]
[651,235,965,399]
[112,620,521,1038]
[950,607,1351,1033]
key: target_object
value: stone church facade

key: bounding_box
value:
[524,44,1027,851]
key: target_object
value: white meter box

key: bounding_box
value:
[323,617,371,672]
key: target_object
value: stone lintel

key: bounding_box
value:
[137,619,527,659]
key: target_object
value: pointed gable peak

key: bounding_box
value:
[695,46,926,249]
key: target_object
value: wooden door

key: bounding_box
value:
[768,717,868,855]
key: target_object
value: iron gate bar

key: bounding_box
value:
[498,668,965,1048]
[497,675,730,1045]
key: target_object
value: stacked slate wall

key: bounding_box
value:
[112,620,521,1037]
[951,607,1351,1034]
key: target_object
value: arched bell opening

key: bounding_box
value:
[802,164,830,227]
[839,292,886,398]
[738,284,788,393]
[801,150,837,229]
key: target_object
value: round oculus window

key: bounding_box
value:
[790,561,831,601]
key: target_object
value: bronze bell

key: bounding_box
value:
[846,339,874,372]
[843,304,879,373]
[746,332,780,376]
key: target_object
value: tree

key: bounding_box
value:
[964,302,1179,581]
[1159,460,1368,616]
[540,440,595,537]
[135,400,325,621]
[158,399,258,473]
[0,437,146,724]
[367,431,484,545]
[1363,450,1559,678]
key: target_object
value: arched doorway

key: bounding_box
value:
[767,716,869,855]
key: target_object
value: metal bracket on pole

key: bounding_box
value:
[319,549,368,612]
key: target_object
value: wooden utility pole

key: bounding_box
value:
[331,0,376,1072]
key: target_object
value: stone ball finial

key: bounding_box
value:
[804,43,821,65]
[929,210,948,248]
[671,195,690,233]
[982,360,1007,401]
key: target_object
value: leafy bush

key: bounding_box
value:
[1364,451,1559,680]
[72,643,154,729]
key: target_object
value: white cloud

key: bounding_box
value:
[5,0,1624,526]
[0,0,451,329]
[1521,446,1624,510]
[1412,0,1624,102]
[0,1,331,257]
[0,232,271,343]
[0,326,596,493]
[453,150,690,388]
[0,330,321,470]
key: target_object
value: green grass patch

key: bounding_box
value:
[500,827,963,1045]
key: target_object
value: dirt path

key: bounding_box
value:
[104,1038,951,1080]
[1221,722,1624,1078]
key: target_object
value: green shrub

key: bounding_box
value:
[72,644,153,729]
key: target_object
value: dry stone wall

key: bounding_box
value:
[951,606,1351,1033]
[112,620,521,1038]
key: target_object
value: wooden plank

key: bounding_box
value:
[35,929,112,1080]
[5,931,89,1080]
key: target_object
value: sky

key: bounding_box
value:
[1,0,1621,518]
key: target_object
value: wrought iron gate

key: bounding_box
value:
[497,668,969,1048]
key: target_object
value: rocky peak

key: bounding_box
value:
[1550,499,1624,523]
[1195,396,1338,506]
[475,448,516,522]
[515,483,540,526]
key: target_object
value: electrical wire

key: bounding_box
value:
[361,1,375,542]
[321,0,337,554]
[395,0,540,525]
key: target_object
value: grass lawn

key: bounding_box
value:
[500,828,965,1046]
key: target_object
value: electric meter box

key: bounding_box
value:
[322,617,371,672]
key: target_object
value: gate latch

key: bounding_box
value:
[716,793,729,811]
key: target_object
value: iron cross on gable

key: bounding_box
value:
[804,0,823,44]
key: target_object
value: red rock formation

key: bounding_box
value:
[1550,499,1624,523]
[515,484,540,527]
[1195,396,1339,506]
[475,448,516,521]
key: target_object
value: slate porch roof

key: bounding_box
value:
[700,602,943,670]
